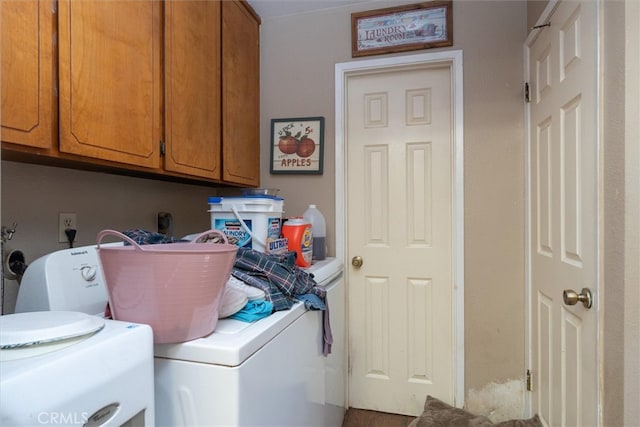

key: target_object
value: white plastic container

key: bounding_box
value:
[208,196,286,253]
[303,204,326,260]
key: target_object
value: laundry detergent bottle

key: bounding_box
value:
[282,218,313,268]
[303,204,326,260]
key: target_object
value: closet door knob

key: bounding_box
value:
[351,256,363,268]
[562,288,593,309]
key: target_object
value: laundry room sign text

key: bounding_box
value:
[351,1,453,57]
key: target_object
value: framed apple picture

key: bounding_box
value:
[270,117,324,174]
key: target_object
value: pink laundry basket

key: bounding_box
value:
[97,229,238,344]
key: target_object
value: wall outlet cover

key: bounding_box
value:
[59,213,77,243]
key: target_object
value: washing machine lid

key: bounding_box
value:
[154,258,344,366]
[0,311,105,349]
[308,257,343,286]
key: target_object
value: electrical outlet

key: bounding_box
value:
[157,212,173,236]
[59,213,77,243]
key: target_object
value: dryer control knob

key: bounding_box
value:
[80,265,97,281]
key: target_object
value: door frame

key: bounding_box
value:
[523,0,602,420]
[335,50,465,407]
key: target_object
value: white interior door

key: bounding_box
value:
[527,1,599,425]
[345,62,455,416]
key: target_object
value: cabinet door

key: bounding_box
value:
[221,1,260,186]
[1,0,55,149]
[164,1,221,179]
[57,0,162,169]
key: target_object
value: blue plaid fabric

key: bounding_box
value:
[123,229,189,245]
[231,248,326,312]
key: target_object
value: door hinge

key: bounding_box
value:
[525,82,531,103]
[159,140,166,156]
[526,369,532,391]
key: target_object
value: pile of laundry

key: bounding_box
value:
[121,230,332,353]
[219,274,271,321]
[227,247,333,355]
[218,246,328,320]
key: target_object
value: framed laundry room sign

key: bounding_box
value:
[351,1,453,57]
[270,116,324,175]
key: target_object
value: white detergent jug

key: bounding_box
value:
[303,204,326,260]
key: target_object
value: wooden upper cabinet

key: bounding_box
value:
[221,1,260,186]
[1,0,56,149]
[57,0,162,169]
[3,0,261,185]
[164,1,222,179]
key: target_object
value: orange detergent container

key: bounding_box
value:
[282,218,313,268]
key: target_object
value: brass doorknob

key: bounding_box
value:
[352,256,363,268]
[563,288,593,309]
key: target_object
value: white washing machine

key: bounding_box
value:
[9,244,346,427]
[2,247,156,426]
[154,257,346,427]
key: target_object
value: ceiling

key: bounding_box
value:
[247,0,376,19]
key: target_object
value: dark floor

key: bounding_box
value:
[342,408,416,427]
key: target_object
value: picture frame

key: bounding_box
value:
[270,117,324,175]
[351,1,453,57]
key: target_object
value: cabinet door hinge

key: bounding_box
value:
[160,140,166,156]
[525,82,531,103]
[526,369,532,391]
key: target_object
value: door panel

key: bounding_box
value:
[221,1,260,186]
[347,64,454,416]
[164,0,221,179]
[58,0,162,168]
[528,1,598,425]
[1,0,55,148]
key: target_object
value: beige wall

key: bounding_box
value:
[0,161,217,313]
[2,0,635,419]
[259,1,527,394]
[602,1,626,423]
[623,2,640,424]
[259,0,640,412]
[601,0,640,425]
[526,0,548,31]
